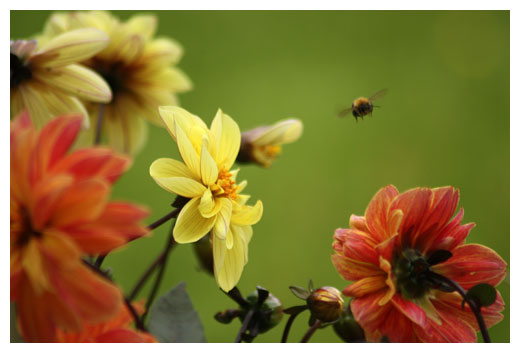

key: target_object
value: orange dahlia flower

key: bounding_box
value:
[332,185,507,342]
[10,112,149,342]
[56,302,156,342]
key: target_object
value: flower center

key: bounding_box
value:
[394,249,431,300]
[10,53,32,88]
[91,58,128,97]
[11,205,41,249]
[262,145,281,159]
[211,169,238,200]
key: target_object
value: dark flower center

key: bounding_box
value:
[10,53,32,88]
[11,207,42,249]
[394,249,431,299]
[91,58,128,96]
[394,248,454,300]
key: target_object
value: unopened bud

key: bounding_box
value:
[333,301,366,343]
[237,119,303,168]
[245,288,284,333]
[306,286,344,323]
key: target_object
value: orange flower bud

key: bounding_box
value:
[306,286,344,323]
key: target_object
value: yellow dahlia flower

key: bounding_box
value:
[238,118,303,167]
[10,29,111,128]
[150,107,263,292]
[38,11,192,154]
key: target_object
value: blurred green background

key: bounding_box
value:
[11,10,509,343]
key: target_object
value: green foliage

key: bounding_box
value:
[147,282,206,343]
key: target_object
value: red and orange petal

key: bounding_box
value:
[15,262,123,342]
[56,302,157,343]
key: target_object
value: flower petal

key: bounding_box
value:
[173,197,216,243]
[175,121,201,179]
[35,114,83,173]
[158,106,207,141]
[200,143,218,186]
[364,185,399,243]
[32,28,109,67]
[391,295,427,328]
[150,158,205,197]
[389,187,433,249]
[343,275,387,297]
[231,200,263,226]
[50,179,109,227]
[350,290,393,341]
[37,64,112,103]
[209,109,241,170]
[252,118,303,146]
[215,229,246,292]
[432,244,507,289]
[213,198,233,240]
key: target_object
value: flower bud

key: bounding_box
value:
[245,288,284,333]
[306,286,344,323]
[237,119,303,168]
[333,301,366,343]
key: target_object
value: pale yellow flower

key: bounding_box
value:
[238,118,303,167]
[38,11,192,154]
[150,107,263,292]
[10,29,111,128]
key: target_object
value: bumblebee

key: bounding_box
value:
[339,89,388,121]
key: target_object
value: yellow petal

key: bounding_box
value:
[160,67,193,92]
[102,103,149,154]
[236,180,247,193]
[142,37,183,65]
[232,200,263,226]
[231,224,252,263]
[200,191,225,218]
[212,236,226,278]
[21,239,50,295]
[20,82,90,129]
[158,106,208,141]
[150,158,205,197]
[209,109,241,170]
[216,231,246,292]
[173,197,216,243]
[199,188,215,215]
[32,28,109,68]
[252,118,303,146]
[35,64,112,103]
[200,144,218,186]
[213,198,232,240]
[175,121,201,179]
[126,14,157,40]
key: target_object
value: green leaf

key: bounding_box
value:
[148,282,206,342]
[289,285,310,300]
[466,283,497,307]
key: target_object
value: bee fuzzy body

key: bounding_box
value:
[351,97,373,120]
[338,89,387,121]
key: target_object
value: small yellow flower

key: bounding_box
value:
[150,107,263,292]
[10,29,111,128]
[39,11,192,154]
[238,118,303,167]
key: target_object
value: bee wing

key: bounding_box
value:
[369,88,388,102]
[338,106,353,117]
